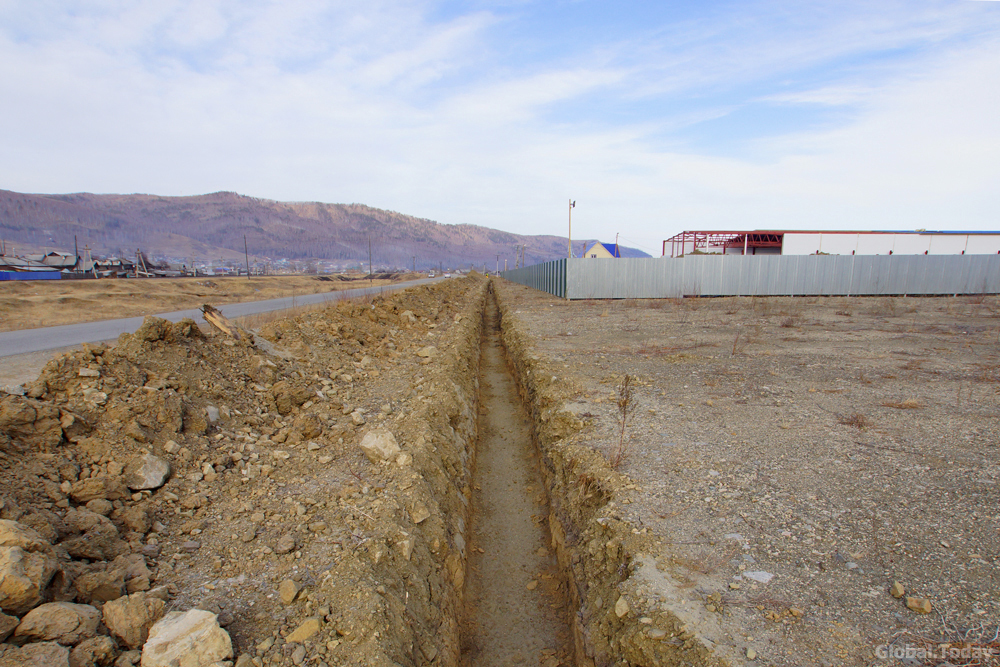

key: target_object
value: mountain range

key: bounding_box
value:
[0,189,650,270]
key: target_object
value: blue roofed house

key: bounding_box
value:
[582,241,621,258]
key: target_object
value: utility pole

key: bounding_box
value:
[368,236,373,286]
[244,235,250,280]
[504,259,508,271]
[496,255,499,275]
[412,256,416,272]
[615,232,619,259]
[568,199,575,258]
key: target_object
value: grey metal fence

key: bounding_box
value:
[500,255,1000,299]
[499,258,567,298]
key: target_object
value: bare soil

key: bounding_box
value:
[0,276,490,667]
[492,284,1000,666]
[4,275,998,667]
[0,274,415,332]
[460,293,573,667]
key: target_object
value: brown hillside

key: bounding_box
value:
[0,189,649,268]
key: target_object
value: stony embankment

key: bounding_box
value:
[0,276,488,667]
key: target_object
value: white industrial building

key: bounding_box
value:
[663,230,1000,258]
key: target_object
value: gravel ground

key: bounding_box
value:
[497,284,1000,666]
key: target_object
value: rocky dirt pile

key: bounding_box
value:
[1,275,488,667]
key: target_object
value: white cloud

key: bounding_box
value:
[0,0,999,247]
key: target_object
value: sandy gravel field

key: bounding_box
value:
[495,283,1000,666]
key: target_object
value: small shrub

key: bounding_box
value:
[731,324,762,357]
[869,297,898,317]
[609,374,636,469]
[838,413,871,429]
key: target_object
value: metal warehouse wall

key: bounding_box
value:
[500,255,1000,299]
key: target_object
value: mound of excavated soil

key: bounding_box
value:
[1,275,489,667]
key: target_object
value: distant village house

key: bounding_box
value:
[581,241,621,258]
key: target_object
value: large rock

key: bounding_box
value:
[270,381,313,416]
[74,568,126,605]
[120,506,152,535]
[135,317,170,343]
[0,519,49,551]
[123,455,171,491]
[60,522,126,561]
[0,546,57,614]
[140,609,232,667]
[286,617,321,643]
[17,511,65,546]
[0,641,70,667]
[69,635,117,667]
[114,650,141,667]
[0,611,17,641]
[62,508,110,535]
[103,592,165,649]
[59,410,91,443]
[69,477,130,504]
[0,395,64,449]
[102,554,153,598]
[358,428,401,463]
[289,414,323,440]
[14,602,101,645]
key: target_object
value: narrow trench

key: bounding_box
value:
[459,291,575,667]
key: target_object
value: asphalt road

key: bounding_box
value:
[0,277,442,358]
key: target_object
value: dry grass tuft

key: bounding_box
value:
[838,412,872,429]
[731,324,762,357]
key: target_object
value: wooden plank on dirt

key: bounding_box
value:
[201,304,242,340]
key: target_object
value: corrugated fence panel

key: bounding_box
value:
[501,255,1000,298]
[498,259,566,298]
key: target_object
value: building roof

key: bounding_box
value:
[582,241,622,258]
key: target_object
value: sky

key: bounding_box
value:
[2,0,999,256]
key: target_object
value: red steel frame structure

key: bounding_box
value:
[663,231,784,258]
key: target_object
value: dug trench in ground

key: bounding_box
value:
[492,278,735,667]
[459,289,575,667]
